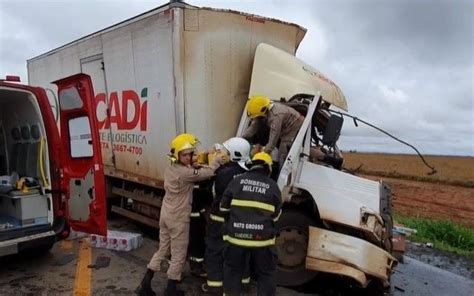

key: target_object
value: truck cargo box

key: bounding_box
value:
[28,2,306,185]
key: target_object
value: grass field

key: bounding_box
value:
[343,152,474,257]
[343,152,474,187]
[395,214,474,258]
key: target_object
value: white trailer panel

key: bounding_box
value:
[28,3,306,185]
[181,7,305,152]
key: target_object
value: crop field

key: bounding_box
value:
[343,152,474,187]
[343,153,474,227]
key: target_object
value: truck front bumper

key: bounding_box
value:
[306,226,397,287]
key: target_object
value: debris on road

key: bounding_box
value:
[89,230,143,251]
[394,285,405,292]
[392,233,407,262]
[393,226,417,236]
[67,229,88,240]
[88,256,111,270]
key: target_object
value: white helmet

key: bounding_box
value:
[222,137,251,170]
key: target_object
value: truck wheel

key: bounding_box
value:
[276,209,317,286]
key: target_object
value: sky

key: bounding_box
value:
[0,0,473,156]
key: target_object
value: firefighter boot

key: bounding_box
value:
[190,260,207,278]
[201,282,224,295]
[135,269,156,296]
[164,279,185,296]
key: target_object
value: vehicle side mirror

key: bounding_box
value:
[322,115,343,147]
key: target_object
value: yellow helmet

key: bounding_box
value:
[179,133,199,146]
[170,133,199,160]
[246,95,272,119]
[252,152,273,168]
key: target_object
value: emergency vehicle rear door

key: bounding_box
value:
[54,73,107,236]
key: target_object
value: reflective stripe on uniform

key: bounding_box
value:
[200,208,206,213]
[189,256,204,262]
[273,209,282,222]
[241,277,251,284]
[210,214,225,222]
[190,212,200,217]
[223,235,275,247]
[219,206,230,212]
[207,280,223,287]
[231,199,275,213]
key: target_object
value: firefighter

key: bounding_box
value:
[136,133,224,296]
[202,137,252,294]
[188,178,213,277]
[220,152,282,296]
[242,95,304,168]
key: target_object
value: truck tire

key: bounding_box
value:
[275,209,317,286]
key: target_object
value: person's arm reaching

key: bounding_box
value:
[242,119,259,140]
[265,115,283,153]
[180,154,224,183]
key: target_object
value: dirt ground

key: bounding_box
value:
[344,153,474,186]
[364,175,474,227]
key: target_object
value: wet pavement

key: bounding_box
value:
[0,217,472,295]
[0,218,304,296]
[392,257,474,296]
[404,241,473,279]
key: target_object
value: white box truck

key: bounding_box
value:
[28,1,396,290]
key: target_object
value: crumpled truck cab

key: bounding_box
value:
[237,44,397,290]
[0,74,107,257]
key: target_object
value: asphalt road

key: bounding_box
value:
[392,257,474,296]
[0,218,472,296]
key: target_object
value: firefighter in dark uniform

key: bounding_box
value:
[188,179,213,277]
[220,152,282,296]
[202,137,252,294]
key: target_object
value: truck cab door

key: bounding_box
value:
[54,73,107,236]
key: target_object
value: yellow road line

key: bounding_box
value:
[73,240,92,296]
[59,239,73,251]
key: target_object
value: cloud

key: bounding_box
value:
[378,85,408,104]
[0,0,472,156]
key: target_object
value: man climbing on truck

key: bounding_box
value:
[242,95,304,168]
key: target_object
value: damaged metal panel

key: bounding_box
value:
[306,227,396,286]
[295,161,380,231]
[249,44,348,111]
[306,257,368,287]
